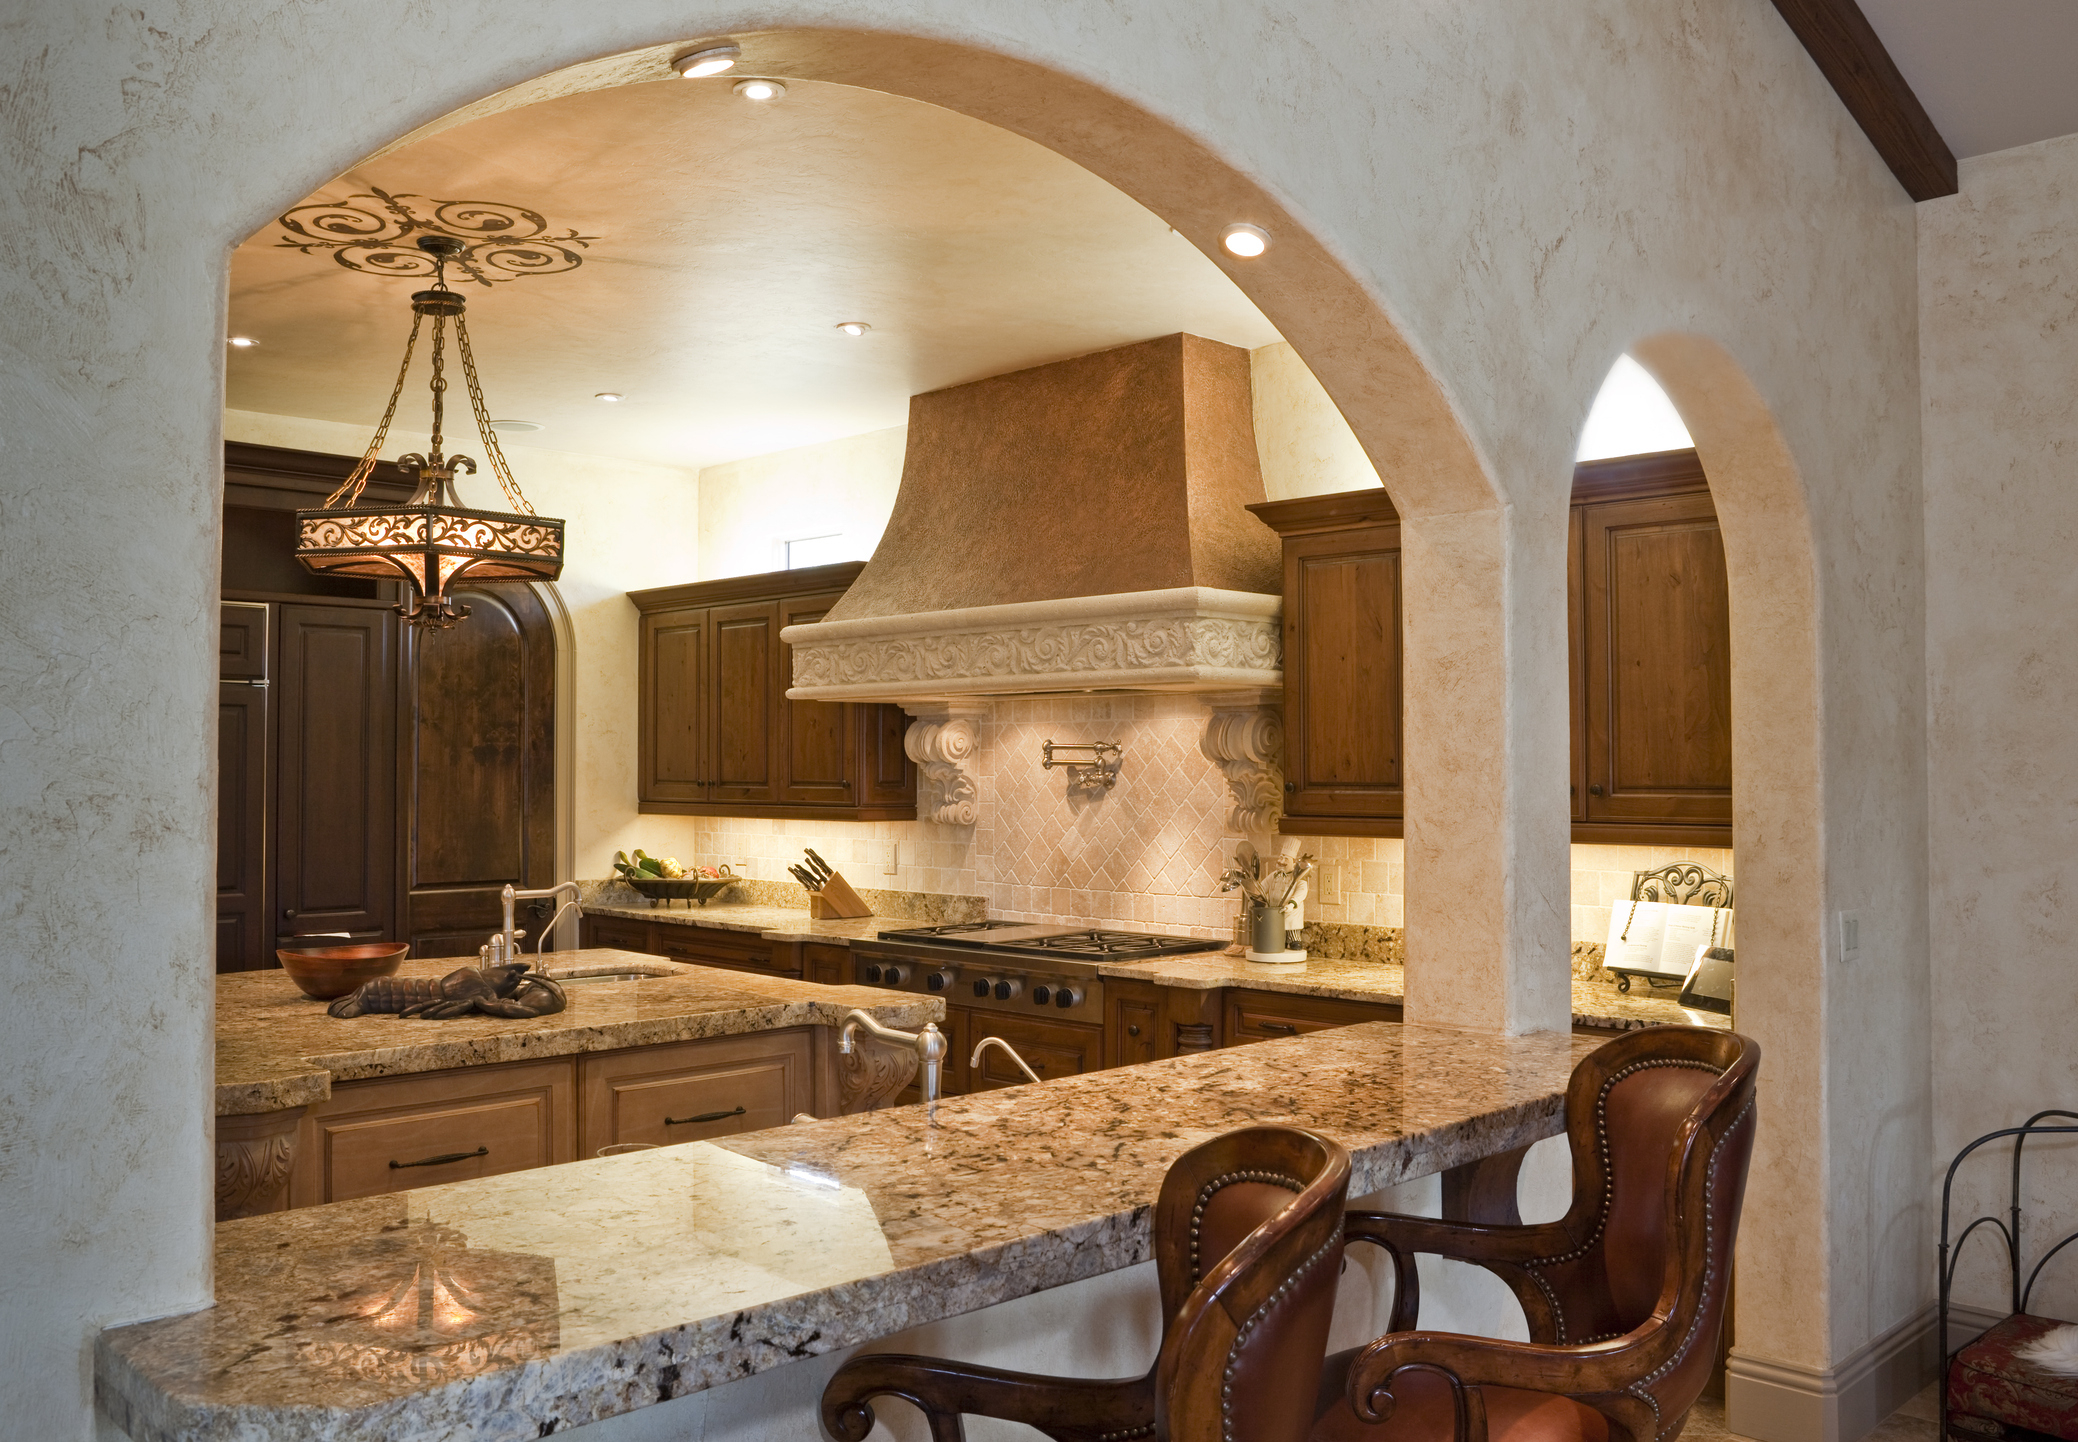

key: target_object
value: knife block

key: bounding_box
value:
[809,871,873,920]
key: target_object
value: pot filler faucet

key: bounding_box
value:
[487,881,582,969]
[839,1010,950,1110]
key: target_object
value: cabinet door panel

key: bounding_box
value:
[641,608,708,804]
[777,592,856,806]
[582,917,657,953]
[1581,493,1732,826]
[709,601,779,804]
[1106,981,1163,1069]
[275,604,396,942]
[579,1032,811,1152]
[863,704,917,807]
[217,602,271,972]
[1224,989,1400,1045]
[655,928,790,976]
[964,1013,1102,1091]
[1282,525,1403,821]
[803,944,850,986]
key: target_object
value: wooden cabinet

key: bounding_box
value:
[632,564,916,821]
[1247,491,1405,836]
[1572,452,1732,839]
[1103,979,1224,1065]
[1223,989,1401,1045]
[292,1058,576,1207]
[965,1012,1103,1091]
[1252,449,1731,844]
[578,916,795,977]
[217,603,271,970]
[582,915,659,953]
[578,1032,812,1151]
[802,943,852,986]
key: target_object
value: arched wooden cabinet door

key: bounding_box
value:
[401,585,557,960]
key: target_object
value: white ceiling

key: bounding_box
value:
[226,78,1281,473]
[1857,0,2078,159]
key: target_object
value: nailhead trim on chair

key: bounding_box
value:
[1220,1228,1343,1442]
[1623,1091,1757,1441]
[1096,1427,1155,1440]
[1190,1170,1304,1282]
[1523,1058,1724,1343]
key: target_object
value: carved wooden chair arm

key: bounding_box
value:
[1344,1211,1574,1333]
[821,1351,1155,1442]
[1343,1330,1653,1440]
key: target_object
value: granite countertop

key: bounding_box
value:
[216,951,942,1117]
[103,1021,1605,1442]
[580,898,917,944]
[1096,952,1731,1032]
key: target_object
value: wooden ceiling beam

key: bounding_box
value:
[1768,0,1958,200]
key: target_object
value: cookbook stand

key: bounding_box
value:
[1607,861,1734,993]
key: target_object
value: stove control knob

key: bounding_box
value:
[972,978,993,998]
[926,970,954,992]
[993,978,1021,1001]
[882,965,907,986]
[862,963,883,983]
[1032,984,1053,1005]
[1054,985,1085,1009]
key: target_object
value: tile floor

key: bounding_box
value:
[1684,1386,1939,1442]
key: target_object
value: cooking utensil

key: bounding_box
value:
[804,848,834,884]
[1235,840,1259,877]
[789,863,821,891]
[1279,857,1315,907]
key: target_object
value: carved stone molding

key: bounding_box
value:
[1201,688,1286,836]
[782,587,1281,703]
[835,1033,922,1113]
[216,1107,305,1221]
[903,701,989,827]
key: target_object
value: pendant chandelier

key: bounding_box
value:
[296,234,564,627]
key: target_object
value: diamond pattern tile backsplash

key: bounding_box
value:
[632,696,1729,943]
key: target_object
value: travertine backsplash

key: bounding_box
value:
[633,696,1732,944]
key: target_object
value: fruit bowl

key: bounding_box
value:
[625,872,736,907]
[275,941,410,1000]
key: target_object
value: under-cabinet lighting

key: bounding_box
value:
[1221,223,1271,258]
[734,77,786,101]
[228,336,258,348]
[673,44,741,78]
[835,321,871,337]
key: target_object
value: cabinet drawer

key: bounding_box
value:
[655,927,792,976]
[583,916,656,953]
[965,1012,1102,1091]
[1225,989,1401,1045]
[579,1031,811,1152]
[298,1058,575,1205]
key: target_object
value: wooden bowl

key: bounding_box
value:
[275,942,409,1000]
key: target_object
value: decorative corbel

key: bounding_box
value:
[903,701,989,826]
[1201,688,1285,836]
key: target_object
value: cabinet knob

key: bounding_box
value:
[282,909,296,919]
[1127,1024,1141,1037]
[1284,781,1296,793]
[1588,784,1604,796]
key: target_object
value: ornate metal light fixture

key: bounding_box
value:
[295,235,564,627]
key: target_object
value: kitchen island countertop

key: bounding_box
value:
[105,1019,1611,1442]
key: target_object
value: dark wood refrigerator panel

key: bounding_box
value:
[640,607,709,804]
[404,586,557,959]
[274,604,398,942]
[216,603,272,971]
[708,600,779,805]
[778,591,856,807]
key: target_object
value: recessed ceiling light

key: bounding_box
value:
[1221,223,1271,258]
[594,392,624,403]
[835,321,871,337]
[733,77,786,101]
[488,419,543,433]
[672,43,740,78]
[228,336,258,348]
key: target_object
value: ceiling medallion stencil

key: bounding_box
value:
[276,187,596,285]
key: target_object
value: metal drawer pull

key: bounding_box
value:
[1258,1021,1299,1035]
[390,1146,488,1170]
[666,1106,745,1126]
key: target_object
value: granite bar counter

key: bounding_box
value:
[104,1021,1609,1442]
[216,951,942,1117]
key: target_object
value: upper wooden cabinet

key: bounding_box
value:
[632,563,917,821]
[1253,449,1731,844]
[1247,491,1405,836]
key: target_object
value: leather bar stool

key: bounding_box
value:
[822,1124,1352,1442]
[1315,1025,1760,1442]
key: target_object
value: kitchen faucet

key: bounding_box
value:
[970,1035,1042,1085]
[838,1009,949,1110]
[489,881,581,970]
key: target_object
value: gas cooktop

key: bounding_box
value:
[876,922,1224,959]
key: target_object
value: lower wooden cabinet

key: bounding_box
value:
[291,1057,576,1207]
[1103,979,1223,1065]
[1223,988,1402,1045]
[801,943,851,986]
[965,1012,1103,1091]
[582,915,658,953]
[579,915,797,977]
[578,1031,812,1151]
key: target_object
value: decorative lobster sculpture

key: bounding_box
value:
[328,963,568,1020]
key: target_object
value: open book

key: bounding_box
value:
[1604,900,1732,980]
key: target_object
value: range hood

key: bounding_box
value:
[783,333,1283,705]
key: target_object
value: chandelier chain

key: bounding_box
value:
[325,310,425,507]
[452,313,532,515]
[427,312,449,461]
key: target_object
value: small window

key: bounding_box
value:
[785,534,852,569]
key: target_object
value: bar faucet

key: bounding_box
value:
[838,1009,949,1109]
[493,881,581,970]
[970,1035,1042,1084]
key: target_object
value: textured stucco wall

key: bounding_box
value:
[2,0,1928,1435]
[1922,133,2078,1323]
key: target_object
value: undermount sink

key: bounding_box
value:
[545,962,686,984]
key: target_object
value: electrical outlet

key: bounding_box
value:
[1838,911,1861,963]
[1314,860,1340,897]
[731,857,754,877]
[881,841,899,876]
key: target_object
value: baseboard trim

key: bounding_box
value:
[1728,1303,1940,1442]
